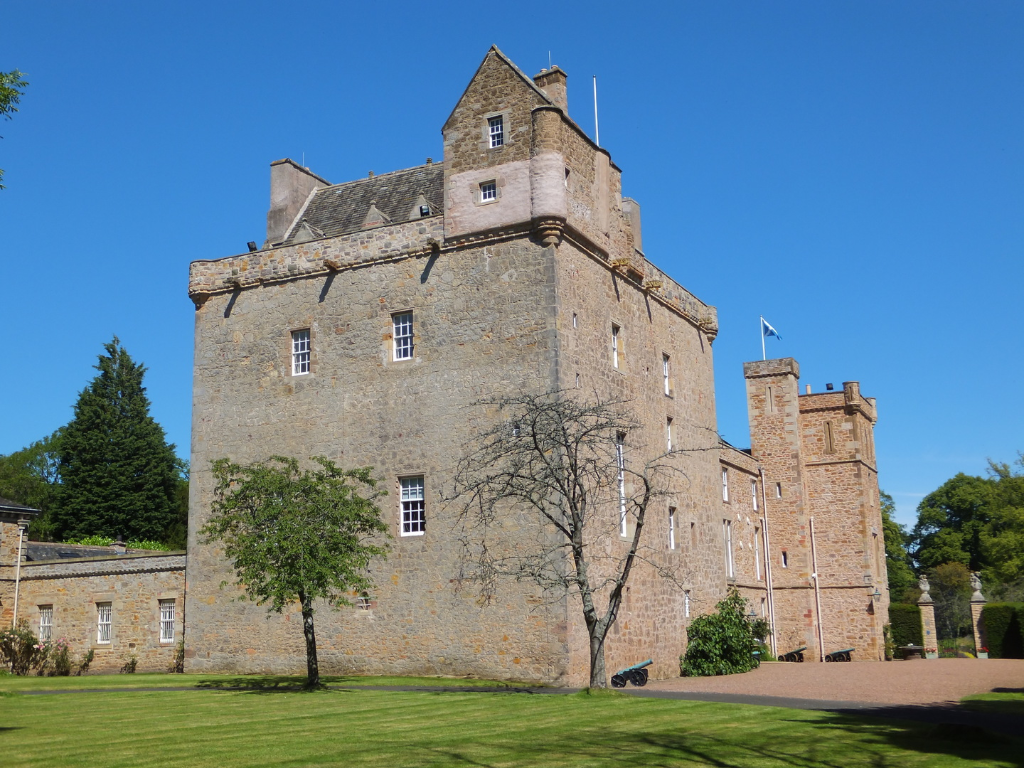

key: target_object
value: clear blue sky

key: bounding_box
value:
[3,1,1021,528]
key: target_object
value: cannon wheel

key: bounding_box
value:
[611,674,627,688]
[629,669,648,687]
[825,654,834,662]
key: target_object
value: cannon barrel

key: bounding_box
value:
[615,659,653,675]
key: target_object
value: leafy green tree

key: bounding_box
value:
[52,338,180,542]
[927,561,972,642]
[0,69,29,189]
[682,589,768,677]
[880,490,917,602]
[202,456,390,689]
[911,473,995,570]
[0,429,62,539]
[980,455,1024,585]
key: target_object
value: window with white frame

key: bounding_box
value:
[159,599,175,643]
[723,520,734,578]
[400,476,425,536]
[722,468,729,502]
[666,417,673,452]
[668,507,676,550]
[39,605,53,642]
[616,432,627,536]
[480,180,497,202]
[611,325,620,369]
[684,590,691,618]
[751,479,758,511]
[662,354,671,395]
[488,115,504,148]
[356,592,372,611]
[754,528,762,581]
[97,602,112,644]
[291,329,311,375]
[392,312,413,360]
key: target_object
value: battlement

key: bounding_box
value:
[743,357,800,380]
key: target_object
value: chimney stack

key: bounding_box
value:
[533,66,568,114]
[266,159,330,246]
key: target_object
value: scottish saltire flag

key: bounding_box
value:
[761,317,782,340]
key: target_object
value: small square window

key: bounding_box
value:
[356,592,372,611]
[488,116,504,148]
[97,602,112,644]
[292,329,311,376]
[401,476,425,536]
[393,312,413,360]
[480,181,497,203]
[419,205,430,217]
[160,599,175,643]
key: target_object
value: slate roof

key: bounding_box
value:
[283,163,444,246]
[0,496,39,512]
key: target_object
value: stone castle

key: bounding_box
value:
[0,48,887,681]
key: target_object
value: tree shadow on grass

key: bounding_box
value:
[193,675,357,694]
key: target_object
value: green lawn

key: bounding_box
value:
[0,677,1019,767]
[962,691,1024,717]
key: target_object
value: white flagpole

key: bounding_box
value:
[761,316,766,361]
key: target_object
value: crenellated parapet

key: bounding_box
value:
[189,217,445,306]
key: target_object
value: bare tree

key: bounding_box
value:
[448,391,714,688]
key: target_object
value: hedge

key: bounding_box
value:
[888,604,923,649]
[982,603,1024,659]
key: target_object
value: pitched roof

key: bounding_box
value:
[443,45,554,130]
[0,496,39,513]
[283,163,443,245]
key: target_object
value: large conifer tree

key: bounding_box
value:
[52,338,180,541]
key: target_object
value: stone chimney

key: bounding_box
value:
[266,159,330,247]
[622,197,642,253]
[533,66,568,114]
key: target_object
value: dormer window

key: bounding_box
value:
[488,116,504,148]
[419,205,430,217]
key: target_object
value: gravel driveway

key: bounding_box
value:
[645,658,1024,706]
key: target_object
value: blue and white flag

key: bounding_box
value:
[761,317,782,340]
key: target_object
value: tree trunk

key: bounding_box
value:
[589,630,608,688]
[298,591,320,688]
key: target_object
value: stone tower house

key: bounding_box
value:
[744,358,888,660]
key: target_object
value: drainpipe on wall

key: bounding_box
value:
[11,519,28,628]
[758,468,776,656]
[809,516,825,663]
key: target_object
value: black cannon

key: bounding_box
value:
[825,647,854,662]
[780,646,807,662]
[610,659,652,688]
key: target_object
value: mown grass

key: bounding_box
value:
[1,681,1020,767]
[962,691,1024,717]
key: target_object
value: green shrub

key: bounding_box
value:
[119,654,138,674]
[888,603,923,654]
[77,648,94,676]
[63,535,172,551]
[0,624,48,675]
[681,589,764,677]
[982,603,1024,659]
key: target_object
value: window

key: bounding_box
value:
[291,329,310,375]
[751,479,758,511]
[684,590,691,618]
[564,167,570,189]
[97,602,112,644]
[400,477,425,536]
[159,599,175,643]
[723,520,734,578]
[668,507,676,550]
[356,592,372,611]
[572,312,577,329]
[666,417,673,452]
[722,468,729,502]
[766,385,774,413]
[662,354,671,395]
[488,115,504,148]
[419,205,430,217]
[776,482,782,499]
[392,312,414,360]
[616,432,627,536]
[781,550,788,568]
[480,180,497,202]
[39,605,53,642]
[611,325,620,369]
[690,521,697,547]
[754,528,762,581]
[824,421,836,454]
[575,373,580,388]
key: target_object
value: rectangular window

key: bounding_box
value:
[400,477,425,536]
[751,479,758,511]
[616,433,627,536]
[776,482,782,499]
[611,325,620,369]
[754,528,762,581]
[668,507,676,550]
[488,115,504,148]
[39,605,53,642]
[663,354,671,395]
[97,602,112,644]
[666,417,673,452]
[159,599,175,643]
[356,593,372,611]
[480,180,497,202]
[392,312,414,360]
[824,421,836,454]
[781,550,788,568]
[684,590,691,618]
[291,329,311,376]
[724,520,734,578]
[722,468,729,502]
